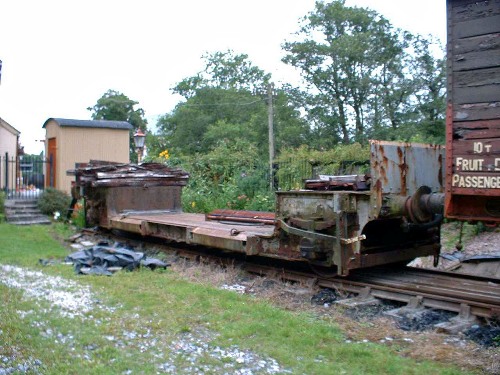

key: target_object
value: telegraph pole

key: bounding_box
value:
[267,83,274,191]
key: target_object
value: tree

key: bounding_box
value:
[173,50,272,97]
[153,51,309,159]
[408,37,446,143]
[282,0,445,145]
[87,89,148,161]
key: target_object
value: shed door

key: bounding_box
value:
[46,137,56,188]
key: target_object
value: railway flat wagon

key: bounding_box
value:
[71,141,445,277]
[445,0,500,223]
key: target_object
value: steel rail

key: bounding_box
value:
[99,229,500,319]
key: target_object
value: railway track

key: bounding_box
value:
[241,262,500,324]
[94,228,500,328]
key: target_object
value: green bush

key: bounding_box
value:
[38,188,72,219]
[275,144,370,190]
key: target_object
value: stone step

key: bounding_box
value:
[5,205,39,211]
[7,213,49,222]
[5,199,38,206]
[5,208,41,214]
[9,218,52,225]
[4,199,52,226]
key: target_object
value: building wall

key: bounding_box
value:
[0,118,20,190]
[44,120,130,194]
[0,119,19,157]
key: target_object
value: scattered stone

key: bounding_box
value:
[161,330,291,374]
[68,233,83,243]
[0,264,105,319]
[344,300,402,321]
[397,310,456,332]
[221,284,246,294]
[464,324,500,347]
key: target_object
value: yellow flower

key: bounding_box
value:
[159,149,170,160]
[191,201,196,208]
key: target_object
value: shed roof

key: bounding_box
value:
[0,117,21,136]
[43,118,133,130]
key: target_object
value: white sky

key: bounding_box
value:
[0,0,446,154]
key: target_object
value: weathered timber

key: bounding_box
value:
[91,179,188,188]
[70,161,189,188]
[304,174,370,191]
[206,209,276,225]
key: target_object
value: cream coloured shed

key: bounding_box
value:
[0,117,20,190]
[43,118,132,194]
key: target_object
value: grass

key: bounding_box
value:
[440,220,487,252]
[0,222,471,374]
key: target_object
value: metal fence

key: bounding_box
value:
[1,153,52,200]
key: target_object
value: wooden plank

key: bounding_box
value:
[453,85,500,105]
[451,0,500,23]
[453,120,500,141]
[453,102,500,121]
[452,48,500,71]
[452,66,500,104]
[452,138,500,156]
[452,15,500,39]
[95,172,188,179]
[452,33,500,55]
[91,179,188,187]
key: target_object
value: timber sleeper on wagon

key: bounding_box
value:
[69,141,445,277]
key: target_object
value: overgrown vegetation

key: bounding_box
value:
[0,223,468,374]
[276,143,370,191]
[441,220,488,251]
[37,188,72,218]
[69,200,86,228]
[163,140,276,213]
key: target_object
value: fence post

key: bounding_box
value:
[4,152,8,194]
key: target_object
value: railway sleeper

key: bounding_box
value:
[334,287,483,334]
[434,304,479,335]
[383,295,427,321]
[335,286,381,308]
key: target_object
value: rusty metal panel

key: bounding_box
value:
[370,140,445,196]
[105,186,183,217]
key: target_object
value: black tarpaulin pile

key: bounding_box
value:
[66,242,170,276]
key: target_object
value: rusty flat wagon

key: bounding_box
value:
[71,142,445,276]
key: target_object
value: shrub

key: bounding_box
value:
[275,144,370,190]
[38,188,72,219]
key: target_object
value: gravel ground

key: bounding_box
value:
[0,263,290,375]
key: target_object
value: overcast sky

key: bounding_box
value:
[0,0,446,154]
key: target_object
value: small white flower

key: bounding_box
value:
[53,211,61,220]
